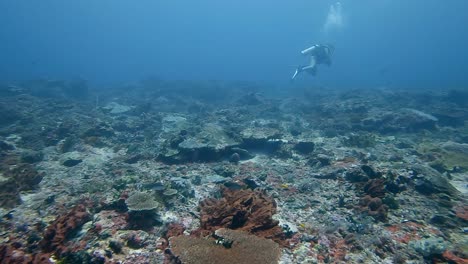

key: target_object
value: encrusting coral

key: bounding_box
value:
[169,228,281,264]
[125,191,160,211]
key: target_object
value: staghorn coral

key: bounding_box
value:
[198,187,286,245]
[169,228,280,264]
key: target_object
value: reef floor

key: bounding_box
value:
[0,81,467,264]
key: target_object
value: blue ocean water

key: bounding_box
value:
[2,2,468,263]
[1,0,467,88]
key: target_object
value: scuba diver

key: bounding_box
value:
[291,44,335,80]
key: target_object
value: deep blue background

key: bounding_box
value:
[1,0,467,88]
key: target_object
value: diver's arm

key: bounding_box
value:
[301,45,318,55]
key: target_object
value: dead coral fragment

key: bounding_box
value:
[169,228,280,264]
[125,191,160,211]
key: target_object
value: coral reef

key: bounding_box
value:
[0,82,467,263]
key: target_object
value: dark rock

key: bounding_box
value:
[170,124,241,163]
[10,163,44,191]
[143,181,165,192]
[385,182,402,194]
[228,147,254,160]
[316,154,331,166]
[412,165,459,197]
[240,126,283,153]
[236,92,264,105]
[0,141,15,151]
[82,124,114,138]
[127,210,159,231]
[0,181,21,208]
[63,159,82,167]
[223,181,244,191]
[429,214,457,228]
[364,178,387,198]
[447,89,468,107]
[124,154,143,164]
[57,137,75,153]
[229,152,241,163]
[0,104,21,126]
[212,164,236,178]
[345,167,369,182]
[109,240,123,254]
[362,109,438,133]
[294,141,315,154]
[361,165,381,179]
[433,110,467,127]
[0,162,44,208]
[243,177,260,189]
[20,150,43,163]
[342,133,376,148]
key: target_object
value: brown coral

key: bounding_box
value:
[364,178,386,198]
[442,250,468,264]
[454,205,468,221]
[359,195,389,222]
[39,204,91,257]
[0,243,51,264]
[198,187,286,244]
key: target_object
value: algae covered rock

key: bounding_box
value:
[160,123,241,163]
[411,164,459,197]
[418,141,468,171]
[409,237,448,257]
[362,108,438,133]
[103,102,134,114]
[178,124,240,158]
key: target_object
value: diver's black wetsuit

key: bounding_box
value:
[291,44,334,80]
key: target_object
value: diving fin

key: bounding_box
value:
[291,67,302,80]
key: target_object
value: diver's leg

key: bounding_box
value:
[291,66,303,80]
[303,56,317,76]
[303,65,317,76]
